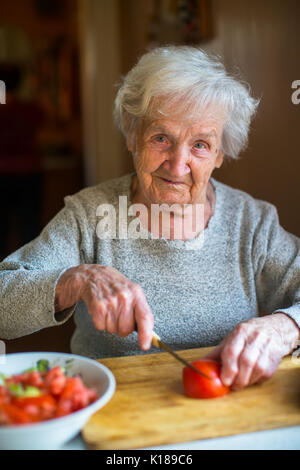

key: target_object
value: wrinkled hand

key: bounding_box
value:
[55,264,154,350]
[205,314,299,391]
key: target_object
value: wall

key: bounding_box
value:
[202,0,300,237]
[80,0,300,236]
[78,0,126,186]
[0,0,83,353]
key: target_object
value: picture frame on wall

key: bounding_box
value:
[148,0,213,47]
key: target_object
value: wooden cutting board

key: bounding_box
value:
[82,347,300,450]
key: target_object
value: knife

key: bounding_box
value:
[151,331,211,380]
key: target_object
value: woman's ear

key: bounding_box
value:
[127,135,140,164]
[126,137,133,154]
[126,132,136,155]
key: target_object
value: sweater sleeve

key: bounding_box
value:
[0,195,91,340]
[253,203,300,328]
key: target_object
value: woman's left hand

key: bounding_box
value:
[205,313,299,390]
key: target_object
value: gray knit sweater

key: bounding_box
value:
[0,174,299,359]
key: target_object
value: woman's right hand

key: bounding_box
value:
[55,264,154,350]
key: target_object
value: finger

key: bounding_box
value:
[105,313,117,334]
[247,336,270,385]
[250,348,281,386]
[116,290,135,337]
[220,333,246,387]
[133,286,154,350]
[250,352,272,385]
[105,294,121,334]
[231,336,263,390]
[87,298,107,331]
[135,306,154,350]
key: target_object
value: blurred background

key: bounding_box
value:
[0,0,299,353]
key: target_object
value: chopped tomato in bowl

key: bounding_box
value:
[0,360,99,425]
[0,360,98,425]
[0,352,116,449]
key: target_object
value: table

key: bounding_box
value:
[63,426,300,450]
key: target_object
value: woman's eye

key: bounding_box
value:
[194,142,207,150]
[154,135,167,143]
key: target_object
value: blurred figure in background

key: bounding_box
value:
[0,63,44,260]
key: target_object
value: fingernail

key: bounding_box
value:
[222,377,231,387]
[142,340,152,350]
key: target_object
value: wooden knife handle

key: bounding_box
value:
[134,323,161,348]
[152,331,161,348]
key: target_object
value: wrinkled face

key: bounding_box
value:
[128,112,225,206]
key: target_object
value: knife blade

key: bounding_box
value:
[151,331,211,380]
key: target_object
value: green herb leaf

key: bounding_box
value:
[64,359,74,376]
[7,383,25,397]
[0,373,6,386]
[36,359,50,372]
[23,386,42,397]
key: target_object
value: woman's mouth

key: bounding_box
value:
[160,177,184,186]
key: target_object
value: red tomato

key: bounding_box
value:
[55,376,98,415]
[23,371,44,388]
[55,400,72,418]
[57,377,87,413]
[13,394,56,410]
[5,371,44,388]
[0,403,34,425]
[13,395,57,421]
[0,386,9,405]
[183,359,230,399]
[44,366,67,395]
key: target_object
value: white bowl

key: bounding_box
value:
[0,352,116,450]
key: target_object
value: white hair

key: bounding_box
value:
[114,46,260,159]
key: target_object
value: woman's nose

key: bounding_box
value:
[162,145,190,176]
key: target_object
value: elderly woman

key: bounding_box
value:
[0,46,299,391]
